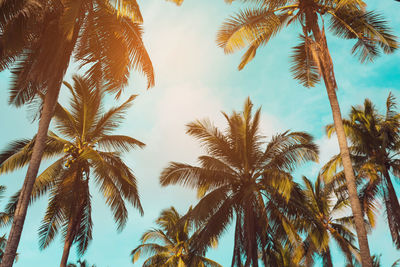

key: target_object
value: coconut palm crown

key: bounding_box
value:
[1,0,155,105]
[67,259,96,267]
[217,0,397,78]
[0,75,144,266]
[301,176,361,267]
[322,93,400,249]
[160,98,319,266]
[131,206,222,267]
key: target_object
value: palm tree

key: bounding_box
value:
[0,0,162,264]
[131,206,222,267]
[217,1,398,265]
[322,93,400,250]
[263,241,304,267]
[67,259,96,267]
[350,254,400,267]
[160,98,319,266]
[301,176,361,267]
[0,75,144,267]
[0,186,15,264]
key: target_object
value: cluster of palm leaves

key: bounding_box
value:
[0,76,145,266]
[131,206,222,267]
[0,0,157,264]
[0,0,181,265]
[67,259,96,267]
[141,99,336,266]
[215,0,398,266]
[132,95,400,266]
[0,0,399,266]
[322,93,400,248]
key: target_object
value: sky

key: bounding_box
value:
[0,0,400,266]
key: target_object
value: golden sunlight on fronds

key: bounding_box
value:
[335,0,366,9]
[114,0,143,22]
[166,0,184,6]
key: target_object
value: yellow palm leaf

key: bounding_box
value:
[114,0,143,23]
[166,0,184,6]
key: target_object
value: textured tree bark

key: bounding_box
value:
[323,68,372,267]
[60,180,84,267]
[60,218,76,267]
[322,247,333,267]
[304,5,372,267]
[0,7,83,264]
[244,208,258,267]
[231,216,242,267]
[0,83,61,267]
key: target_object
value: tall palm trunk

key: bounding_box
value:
[232,216,242,267]
[244,208,258,267]
[60,217,77,267]
[0,83,61,267]
[322,247,333,267]
[323,70,372,267]
[382,167,400,248]
[60,178,84,267]
[304,6,372,267]
[0,16,82,267]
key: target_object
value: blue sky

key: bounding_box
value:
[0,0,400,266]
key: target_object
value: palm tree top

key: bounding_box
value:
[217,0,398,86]
[322,93,400,249]
[67,259,96,267]
[0,0,156,107]
[302,175,361,265]
[160,98,319,266]
[0,75,145,258]
[131,206,222,267]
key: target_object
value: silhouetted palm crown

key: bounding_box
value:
[0,75,144,257]
[217,0,397,86]
[301,176,360,266]
[67,259,96,267]
[160,98,319,266]
[132,206,222,267]
[323,93,400,249]
[0,0,154,106]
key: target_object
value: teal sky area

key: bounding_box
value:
[0,0,400,266]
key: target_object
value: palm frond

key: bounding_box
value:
[329,8,398,62]
[165,0,184,5]
[0,138,34,174]
[38,189,66,250]
[290,34,320,87]
[113,0,143,22]
[96,135,145,152]
[217,8,287,69]
[89,95,137,139]
[75,190,93,255]
[160,162,235,190]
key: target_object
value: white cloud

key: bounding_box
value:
[311,135,340,175]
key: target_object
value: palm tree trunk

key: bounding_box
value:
[0,10,83,265]
[304,6,372,267]
[244,208,258,267]
[322,247,333,267]
[231,216,242,267]
[0,83,61,267]
[323,70,372,267]
[382,167,400,248]
[60,217,76,267]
